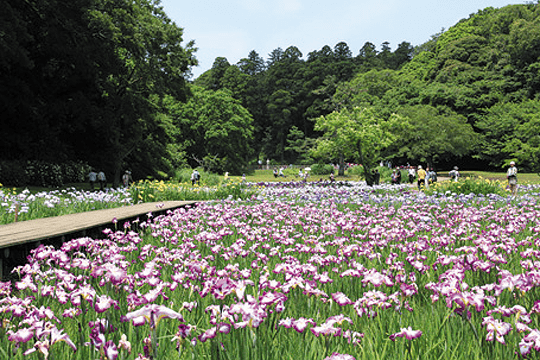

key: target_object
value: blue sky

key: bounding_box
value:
[160,0,527,78]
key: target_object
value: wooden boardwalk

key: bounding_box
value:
[0,201,197,248]
[0,201,197,279]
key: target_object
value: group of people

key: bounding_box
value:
[88,169,133,190]
[88,169,107,190]
[402,162,519,195]
[402,165,439,190]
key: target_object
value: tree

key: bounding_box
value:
[267,47,284,67]
[378,41,393,68]
[0,0,197,185]
[265,89,296,162]
[207,57,231,90]
[220,65,249,100]
[357,42,381,70]
[87,0,196,185]
[393,105,478,167]
[285,126,314,165]
[173,86,254,174]
[238,50,266,75]
[476,100,540,170]
[392,41,414,69]
[312,107,406,178]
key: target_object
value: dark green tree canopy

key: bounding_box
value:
[4,2,540,183]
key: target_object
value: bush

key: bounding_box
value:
[310,163,335,175]
[0,160,28,186]
[0,160,92,187]
[62,161,92,184]
[25,161,64,187]
[426,177,507,196]
[346,164,363,177]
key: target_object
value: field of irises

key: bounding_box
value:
[0,179,257,225]
[3,180,540,359]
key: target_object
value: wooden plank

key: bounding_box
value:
[0,201,197,249]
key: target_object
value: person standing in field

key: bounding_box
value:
[507,161,518,196]
[408,166,416,184]
[417,165,427,190]
[428,168,437,185]
[449,166,460,182]
[122,170,133,187]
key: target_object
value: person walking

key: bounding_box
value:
[88,169,97,190]
[417,165,427,190]
[374,169,380,185]
[425,167,431,189]
[97,171,107,190]
[428,168,437,185]
[507,161,518,196]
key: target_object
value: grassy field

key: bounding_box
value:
[247,168,540,185]
[462,170,540,183]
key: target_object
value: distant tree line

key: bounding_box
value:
[2,1,540,186]
[194,2,540,173]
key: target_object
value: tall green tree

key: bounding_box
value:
[173,86,254,174]
[392,105,478,167]
[87,0,196,184]
[238,50,266,75]
[476,100,540,170]
[0,0,196,184]
[312,107,405,177]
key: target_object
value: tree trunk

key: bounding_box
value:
[357,142,373,185]
[338,152,345,176]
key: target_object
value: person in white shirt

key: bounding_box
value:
[507,161,518,196]
[408,166,416,184]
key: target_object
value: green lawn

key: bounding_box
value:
[461,170,540,184]
[244,168,361,183]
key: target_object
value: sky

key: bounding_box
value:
[160,0,528,79]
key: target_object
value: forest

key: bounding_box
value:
[1,0,540,185]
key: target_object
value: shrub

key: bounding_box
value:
[25,160,64,187]
[62,161,92,184]
[310,163,335,175]
[0,160,92,187]
[0,160,28,186]
[426,177,507,196]
[346,164,364,177]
